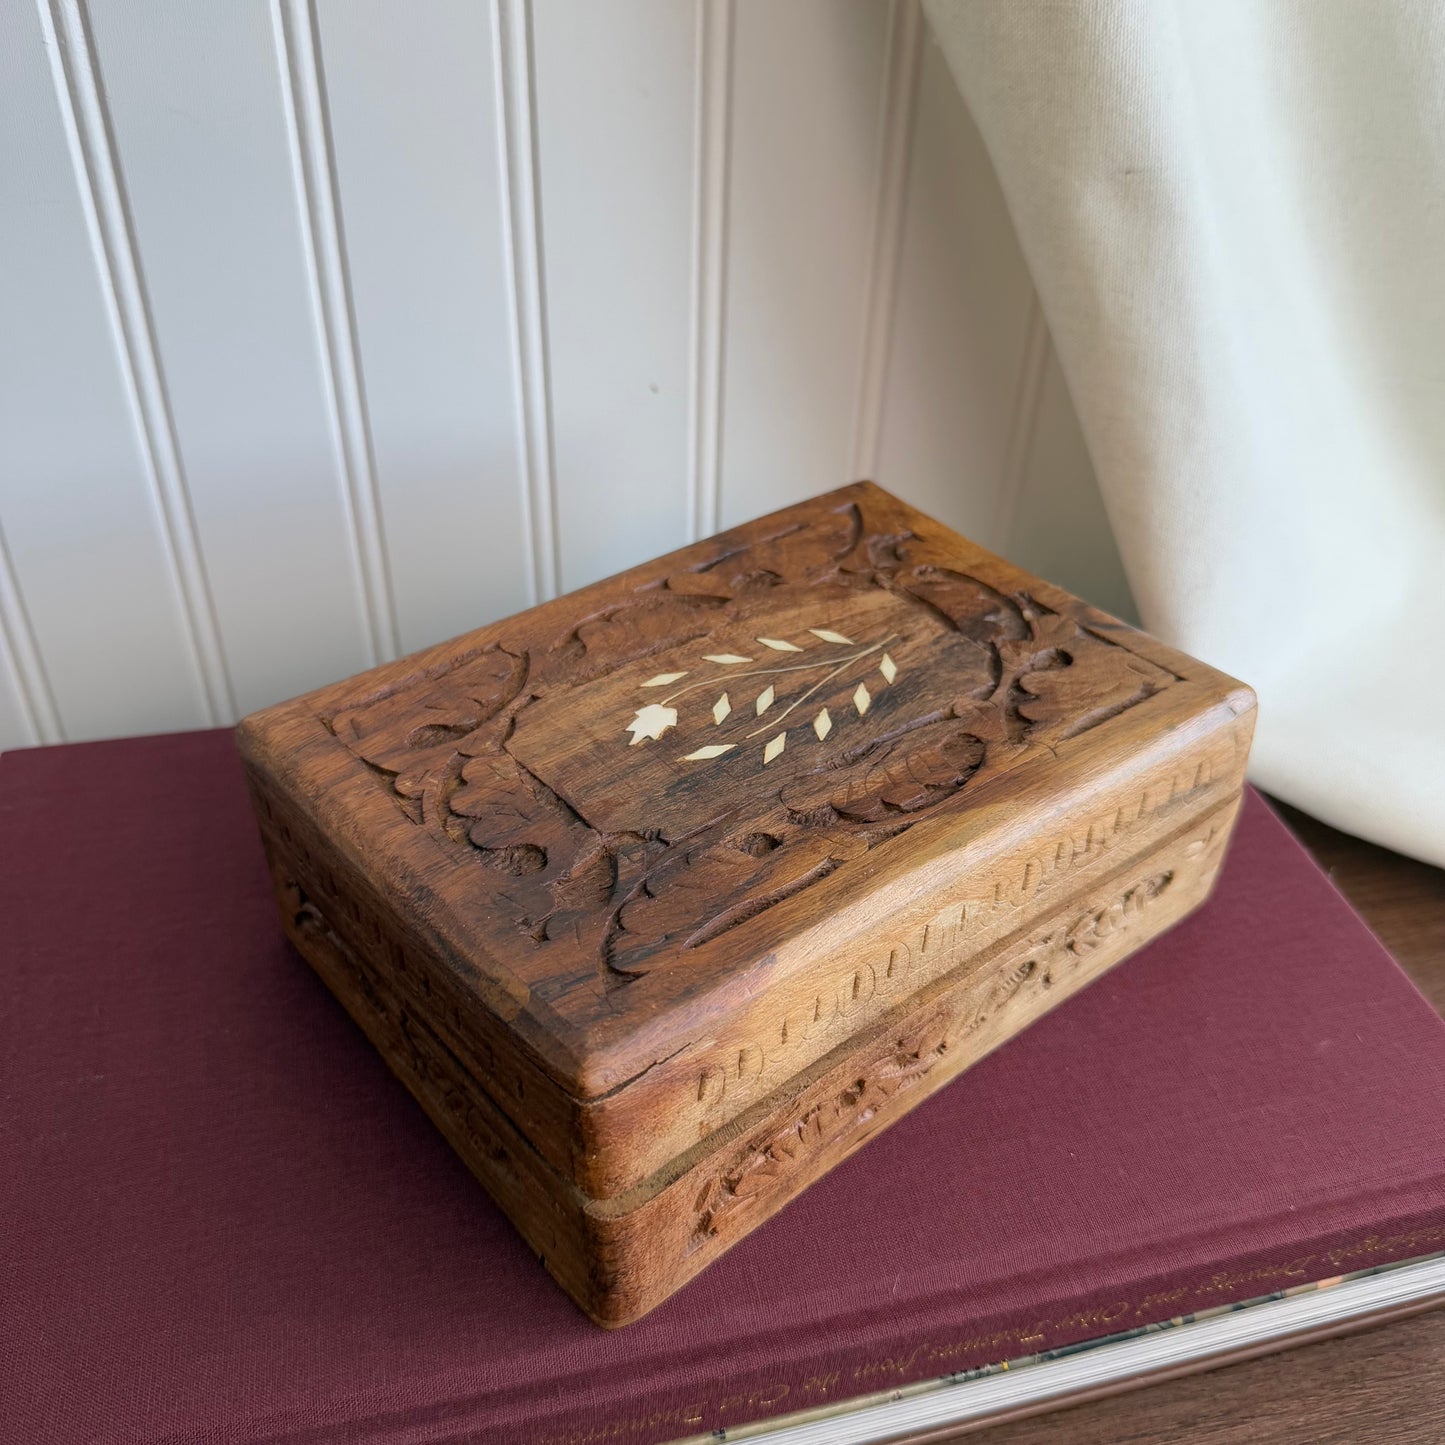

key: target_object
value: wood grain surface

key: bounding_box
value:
[924,804,1445,1444]
[238,482,1256,1325]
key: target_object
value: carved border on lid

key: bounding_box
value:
[316,500,1179,986]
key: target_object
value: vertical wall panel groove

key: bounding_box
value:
[532,0,695,587]
[494,0,561,604]
[315,0,531,655]
[719,0,892,526]
[848,0,923,486]
[273,0,400,665]
[993,288,1050,554]
[687,0,733,542]
[39,0,235,724]
[3,1,1127,745]
[0,526,62,745]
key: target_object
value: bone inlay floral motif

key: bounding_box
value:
[620,628,898,764]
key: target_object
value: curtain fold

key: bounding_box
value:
[925,0,1445,867]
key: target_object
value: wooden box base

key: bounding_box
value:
[239,483,1255,1325]
[255,791,1239,1326]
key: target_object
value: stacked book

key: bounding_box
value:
[2,729,1442,1444]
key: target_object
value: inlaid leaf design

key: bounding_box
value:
[625,703,678,745]
[607,607,916,771]
[682,744,736,761]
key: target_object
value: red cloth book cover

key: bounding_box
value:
[1,729,1443,1445]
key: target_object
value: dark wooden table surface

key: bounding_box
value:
[954,801,1445,1445]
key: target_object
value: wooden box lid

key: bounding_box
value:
[238,484,1255,1283]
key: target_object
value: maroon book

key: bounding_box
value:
[2,729,1443,1445]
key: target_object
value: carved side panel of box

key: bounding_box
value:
[574,704,1250,1194]
[262,790,1238,1325]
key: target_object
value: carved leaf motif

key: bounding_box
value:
[606,827,863,975]
[996,606,1076,677]
[331,647,526,784]
[452,754,570,856]
[663,566,777,600]
[901,567,1029,645]
[949,697,1027,753]
[864,531,913,569]
[692,1006,953,1245]
[548,840,617,914]
[665,504,865,599]
[447,752,605,940]
[449,751,520,821]
[1016,634,1163,743]
[782,722,985,826]
[322,499,1178,988]
[608,849,767,975]
[543,595,721,683]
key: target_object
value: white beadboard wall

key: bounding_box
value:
[0,0,1131,752]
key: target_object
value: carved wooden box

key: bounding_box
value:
[238,483,1255,1327]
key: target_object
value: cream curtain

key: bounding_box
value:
[925,0,1445,867]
